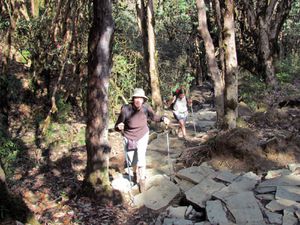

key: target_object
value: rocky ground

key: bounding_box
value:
[3,82,300,224]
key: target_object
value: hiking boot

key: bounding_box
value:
[139,179,146,193]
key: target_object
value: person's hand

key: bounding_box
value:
[117,122,124,131]
[163,117,170,126]
[188,98,193,107]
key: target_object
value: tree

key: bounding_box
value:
[146,0,163,111]
[196,0,225,127]
[136,0,163,111]
[84,0,114,194]
[236,0,293,89]
[0,160,38,223]
[223,0,238,129]
[136,0,149,78]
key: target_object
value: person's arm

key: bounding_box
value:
[115,106,126,132]
[146,105,169,124]
[171,95,177,104]
[187,97,193,107]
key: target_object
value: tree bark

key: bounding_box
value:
[136,0,149,76]
[31,0,40,17]
[223,0,238,129]
[196,0,224,127]
[85,0,114,194]
[212,0,225,81]
[258,17,278,89]
[146,0,163,111]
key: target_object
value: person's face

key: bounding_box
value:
[179,93,185,99]
[133,97,144,110]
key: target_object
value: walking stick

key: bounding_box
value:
[123,144,132,186]
[190,105,197,135]
[120,126,134,188]
[165,125,174,181]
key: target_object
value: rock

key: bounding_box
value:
[275,186,300,202]
[185,178,225,208]
[163,218,193,225]
[282,210,298,225]
[206,200,229,225]
[265,199,300,212]
[133,175,180,210]
[224,191,266,225]
[176,166,217,184]
[263,209,282,224]
[166,206,187,219]
[215,170,239,183]
[111,176,133,192]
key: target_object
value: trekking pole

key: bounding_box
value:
[165,125,174,181]
[120,127,133,186]
[190,105,197,135]
[124,145,132,186]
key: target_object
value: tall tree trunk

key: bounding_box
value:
[195,37,203,86]
[1,0,18,129]
[223,0,238,129]
[258,20,278,89]
[213,0,225,81]
[146,0,163,111]
[85,0,114,194]
[31,0,40,17]
[136,0,149,77]
[196,0,224,127]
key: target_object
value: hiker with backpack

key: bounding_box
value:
[115,88,170,192]
[170,88,192,138]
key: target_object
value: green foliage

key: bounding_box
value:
[0,133,20,177]
[282,2,300,55]
[236,117,249,128]
[276,55,300,84]
[0,15,10,31]
[19,49,31,64]
[54,96,72,123]
[239,71,266,110]
[76,127,86,146]
[163,72,195,97]
[113,55,137,93]
[44,122,85,148]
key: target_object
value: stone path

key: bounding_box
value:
[111,86,300,225]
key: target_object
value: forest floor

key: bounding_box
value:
[2,79,300,224]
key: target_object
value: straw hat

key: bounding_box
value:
[132,88,148,100]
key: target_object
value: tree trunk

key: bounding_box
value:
[0,161,39,223]
[136,0,149,77]
[223,0,238,129]
[84,0,114,194]
[258,16,278,89]
[212,0,225,81]
[196,0,224,127]
[31,0,40,17]
[146,0,163,111]
[195,37,203,86]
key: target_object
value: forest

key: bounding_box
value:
[0,0,300,224]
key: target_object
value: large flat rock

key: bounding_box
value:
[275,186,300,201]
[206,200,229,225]
[133,175,180,210]
[265,199,300,212]
[176,166,217,184]
[224,191,266,225]
[258,175,300,187]
[185,178,225,207]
